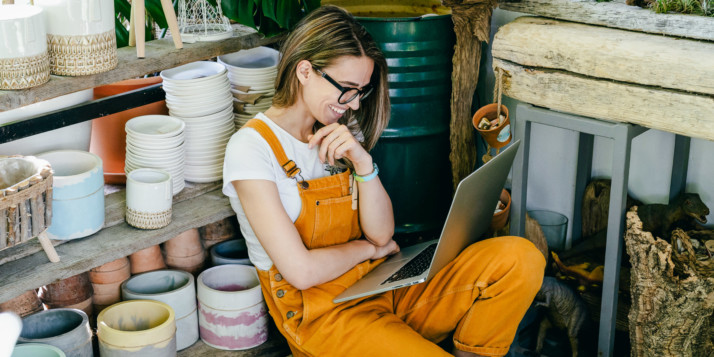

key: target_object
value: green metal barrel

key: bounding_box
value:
[356,11,455,235]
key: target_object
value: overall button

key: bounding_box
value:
[274,273,283,282]
[276,289,285,298]
[286,311,295,319]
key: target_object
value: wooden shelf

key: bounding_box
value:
[0,25,281,111]
[498,0,714,42]
[0,185,234,303]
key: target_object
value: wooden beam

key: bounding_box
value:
[493,59,714,141]
[0,188,234,303]
[498,0,714,42]
[0,26,281,111]
[493,17,714,95]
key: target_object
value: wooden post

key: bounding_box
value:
[0,191,6,250]
[441,0,497,190]
[16,180,30,243]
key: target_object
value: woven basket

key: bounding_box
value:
[0,155,53,249]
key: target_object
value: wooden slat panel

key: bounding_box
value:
[493,17,714,95]
[0,26,280,111]
[493,59,714,141]
[0,189,234,303]
[498,0,714,42]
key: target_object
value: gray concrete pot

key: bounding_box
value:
[121,269,198,351]
[17,308,92,357]
[210,239,251,266]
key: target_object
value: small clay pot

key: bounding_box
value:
[89,257,131,284]
[91,281,124,297]
[165,250,205,275]
[63,296,93,320]
[39,273,93,307]
[473,103,511,149]
[199,218,237,248]
[129,245,166,274]
[490,189,512,231]
[163,229,203,257]
[0,290,44,317]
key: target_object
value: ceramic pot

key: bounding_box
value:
[164,249,205,271]
[164,229,203,257]
[18,308,92,357]
[33,0,117,76]
[490,189,512,232]
[121,270,198,350]
[0,290,44,317]
[473,103,511,149]
[210,239,251,266]
[90,77,169,184]
[39,273,93,308]
[197,265,268,350]
[36,150,104,240]
[63,297,93,320]
[91,280,123,297]
[198,217,237,249]
[125,169,173,230]
[0,89,93,157]
[89,257,131,284]
[11,343,66,357]
[129,245,166,274]
[0,5,50,90]
[97,300,176,357]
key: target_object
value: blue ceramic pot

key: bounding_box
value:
[37,150,104,240]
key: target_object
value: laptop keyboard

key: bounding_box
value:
[381,243,438,285]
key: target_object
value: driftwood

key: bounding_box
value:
[442,0,497,190]
[625,207,714,357]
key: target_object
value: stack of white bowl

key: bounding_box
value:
[217,47,279,130]
[125,115,186,195]
[161,61,235,183]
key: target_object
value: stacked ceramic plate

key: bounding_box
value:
[161,61,234,183]
[125,115,186,195]
[217,47,279,130]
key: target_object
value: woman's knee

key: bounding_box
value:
[469,236,546,292]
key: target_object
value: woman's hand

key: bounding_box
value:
[308,123,371,171]
[370,239,400,260]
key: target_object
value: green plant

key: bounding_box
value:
[114,0,320,48]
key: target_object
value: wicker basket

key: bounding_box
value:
[0,155,57,260]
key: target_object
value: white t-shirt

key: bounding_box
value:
[222,113,333,271]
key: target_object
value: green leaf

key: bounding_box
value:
[115,16,129,48]
[145,0,169,29]
[257,12,284,37]
[261,0,278,23]
[276,0,298,28]
[302,0,320,13]
[206,0,219,7]
[221,0,256,29]
[114,0,131,19]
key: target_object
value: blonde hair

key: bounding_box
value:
[273,5,390,152]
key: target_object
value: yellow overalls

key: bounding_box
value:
[242,119,545,357]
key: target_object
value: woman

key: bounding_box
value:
[223,5,545,356]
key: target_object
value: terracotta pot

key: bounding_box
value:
[39,273,93,307]
[89,257,131,284]
[129,245,166,274]
[165,250,206,275]
[93,292,121,306]
[90,77,168,184]
[163,229,203,257]
[63,296,93,319]
[473,103,511,149]
[91,281,124,297]
[490,189,512,231]
[0,290,44,317]
[199,217,238,248]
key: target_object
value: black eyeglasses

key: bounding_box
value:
[315,68,374,105]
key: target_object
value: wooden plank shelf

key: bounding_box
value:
[0,25,281,111]
[0,188,234,303]
[498,0,714,42]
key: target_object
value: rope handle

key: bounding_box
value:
[493,67,505,125]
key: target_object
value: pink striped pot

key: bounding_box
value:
[196,265,267,350]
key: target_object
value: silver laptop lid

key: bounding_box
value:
[426,140,520,280]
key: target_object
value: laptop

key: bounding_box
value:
[334,140,521,303]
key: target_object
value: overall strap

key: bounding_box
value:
[242,119,302,179]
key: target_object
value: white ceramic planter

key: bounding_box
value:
[36,150,104,240]
[121,269,198,351]
[0,90,93,156]
[0,5,50,90]
[33,0,117,76]
[18,308,92,357]
[97,300,176,357]
[11,343,66,357]
[197,265,268,350]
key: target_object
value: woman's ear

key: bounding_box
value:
[296,60,312,85]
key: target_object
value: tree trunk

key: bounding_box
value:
[624,207,714,357]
